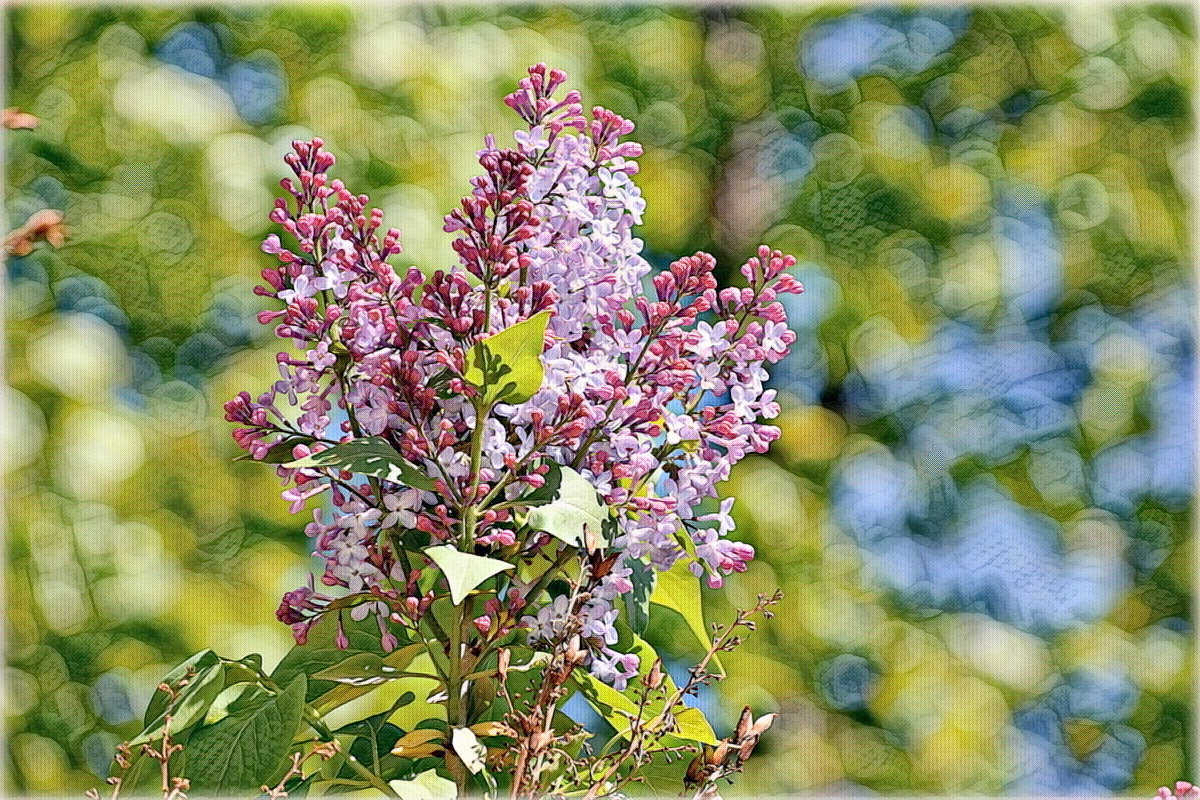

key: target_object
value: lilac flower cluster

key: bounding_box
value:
[224,64,801,685]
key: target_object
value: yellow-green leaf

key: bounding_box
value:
[571,633,718,745]
[465,310,550,403]
[388,769,458,800]
[650,557,721,673]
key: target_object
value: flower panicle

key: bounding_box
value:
[231,64,801,680]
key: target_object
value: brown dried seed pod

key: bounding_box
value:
[684,753,708,787]
[646,659,665,689]
[734,706,753,740]
[750,712,778,737]
[591,553,619,579]
[737,734,759,763]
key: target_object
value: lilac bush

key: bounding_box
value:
[101,63,799,800]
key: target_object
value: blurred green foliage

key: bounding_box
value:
[5,4,1195,796]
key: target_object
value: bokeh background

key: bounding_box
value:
[4,4,1196,796]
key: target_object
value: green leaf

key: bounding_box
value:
[336,692,416,739]
[526,465,608,548]
[650,557,718,672]
[464,310,550,403]
[314,652,426,716]
[311,646,426,686]
[203,682,269,726]
[143,649,220,726]
[271,615,412,712]
[624,557,654,635]
[284,437,435,491]
[451,727,487,774]
[674,707,720,744]
[185,674,307,795]
[335,694,413,784]
[132,658,226,746]
[571,634,718,746]
[426,545,514,605]
[388,769,458,800]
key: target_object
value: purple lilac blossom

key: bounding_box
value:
[224,64,802,684]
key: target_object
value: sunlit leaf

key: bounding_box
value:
[650,558,717,669]
[572,633,718,745]
[426,545,514,605]
[451,726,487,774]
[388,769,458,800]
[464,310,550,403]
[526,465,608,548]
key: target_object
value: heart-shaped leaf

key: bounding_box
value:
[451,727,487,774]
[526,465,608,548]
[465,310,550,403]
[388,769,458,800]
[285,437,435,491]
[426,546,514,605]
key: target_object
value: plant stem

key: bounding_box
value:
[459,396,490,547]
[342,751,401,797]
[445,599,471,799]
